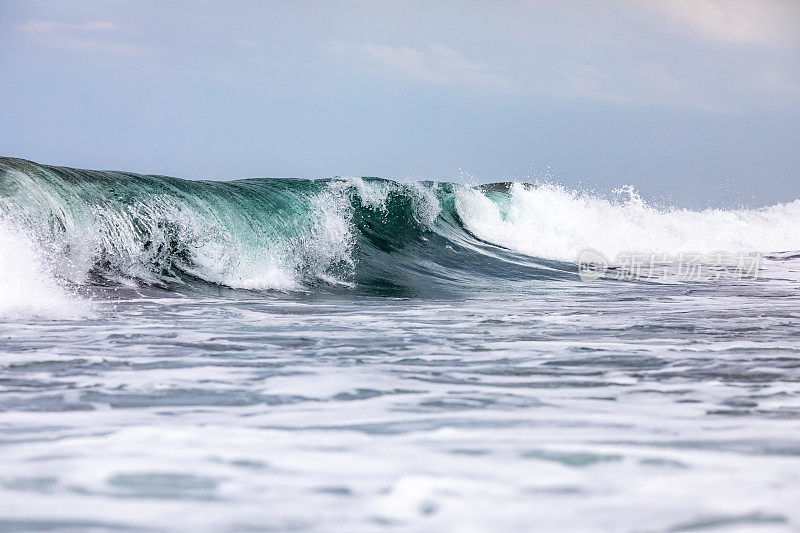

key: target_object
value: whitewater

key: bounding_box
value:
[1,157,800,532]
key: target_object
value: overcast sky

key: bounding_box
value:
[1,0,798,207]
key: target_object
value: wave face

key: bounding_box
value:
[2,157,800,314]
[0,158,571,303]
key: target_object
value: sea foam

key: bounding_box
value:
[0,221,93,320]
[455,183,800,262]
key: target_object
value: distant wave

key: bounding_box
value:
[2,157,799,318]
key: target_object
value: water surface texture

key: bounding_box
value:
[1,158,800,532]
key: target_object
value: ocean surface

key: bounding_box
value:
[1,157,800,532]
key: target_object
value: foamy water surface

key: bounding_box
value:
[2,272,800,532]
[2,159,800,531]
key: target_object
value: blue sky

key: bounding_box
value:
[1,0,798,207]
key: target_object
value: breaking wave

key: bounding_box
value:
[1,157,799,317]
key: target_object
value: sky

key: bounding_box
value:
[0,0,798,207]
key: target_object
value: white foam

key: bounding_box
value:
[0,222,93,320]
[456,183,800,262]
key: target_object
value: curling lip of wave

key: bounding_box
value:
[1,156,799,313]
[0,157,575,302]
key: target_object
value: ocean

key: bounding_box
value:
[1,157,800,532]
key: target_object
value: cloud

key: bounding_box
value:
[332,41,509,88]
[233,39,259,48]
[554,2,800,113]
[637,0,800,47]
[758,70,800,97]
[561,66,612,94]
[19,21,118,33]
[18,19,143,56]
[560,63,725,112]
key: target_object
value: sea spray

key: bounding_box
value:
[2,157,800,311]
[455,182,800,262]
[0,220,94,320]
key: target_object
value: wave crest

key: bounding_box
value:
[456,182,800,262]
[2,157,800,315]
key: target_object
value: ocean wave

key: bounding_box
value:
[455,183,800,262]
[1,157,799,316]
[0,220,94,320]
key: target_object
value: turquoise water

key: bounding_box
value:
[1,158,800,531]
